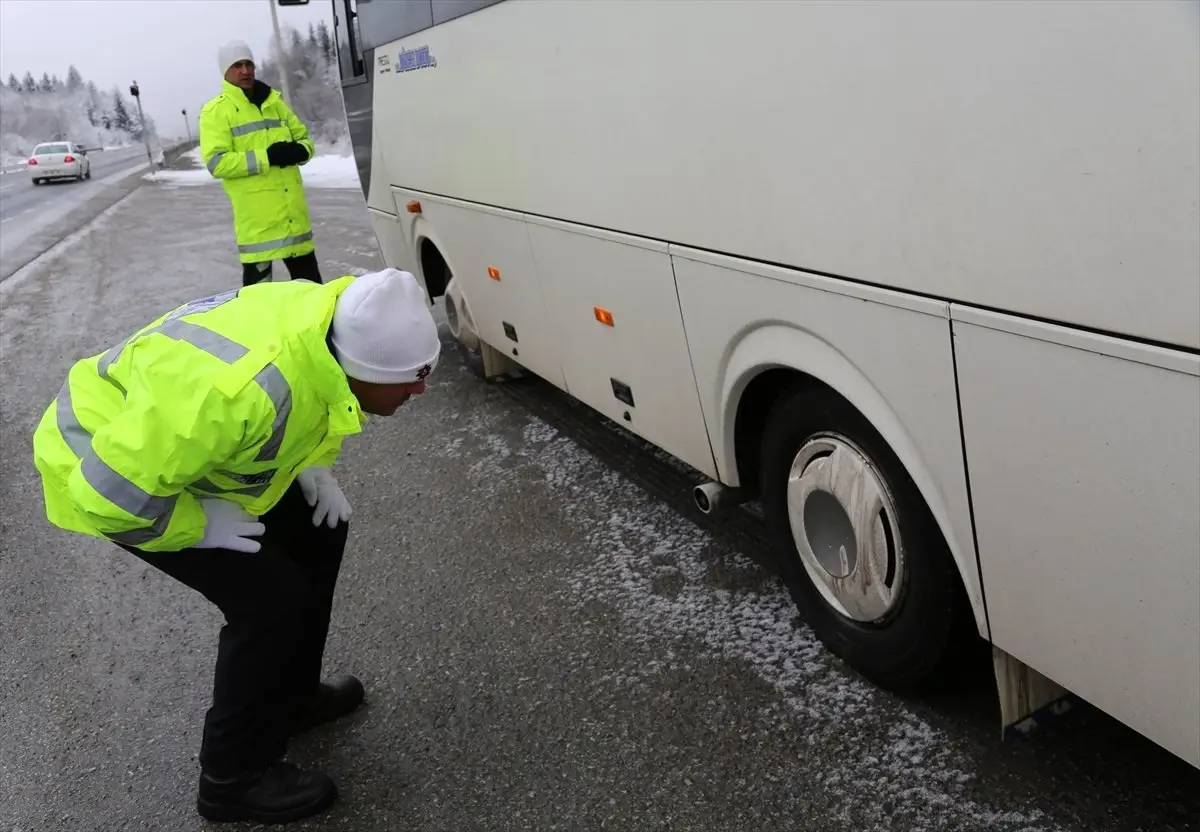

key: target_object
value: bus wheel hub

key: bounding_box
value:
[786,435,905,624]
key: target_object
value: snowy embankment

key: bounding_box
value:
[145,145,361,190]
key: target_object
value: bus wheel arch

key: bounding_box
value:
[722,327,982,688]
[417,236,484,375]
[418,236,451,300]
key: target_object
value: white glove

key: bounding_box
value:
[296,466,352,528]
[195,498,266,553]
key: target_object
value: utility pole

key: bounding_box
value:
[267,0,294,105]
[129,81,154,168]
[182,108,191,142]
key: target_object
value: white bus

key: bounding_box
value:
[308,0,1200,768]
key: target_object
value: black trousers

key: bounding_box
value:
[119,483,348,775]
[241,250,323,287]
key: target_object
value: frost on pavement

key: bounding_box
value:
[431,410,1063,832]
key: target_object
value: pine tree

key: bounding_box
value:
[316,20,334,65]
[112,89,133,133]
[66,65,84,92]
[6,73,20,93]
[38,72,54,93]
[22,71,36,93]
[130,108,145,141]
[51,74,64,92]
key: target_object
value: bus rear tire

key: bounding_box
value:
[445,295,486,381]
[757,385,968,690]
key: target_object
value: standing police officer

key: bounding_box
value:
[32,269,441,824]
[201,40,322,286]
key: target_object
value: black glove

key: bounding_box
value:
[266,141,308,168]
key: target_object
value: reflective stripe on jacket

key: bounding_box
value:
[199,80,317,264]
[32,276,365,552]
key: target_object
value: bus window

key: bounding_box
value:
[354,0,434,52]
[333,0,365,81]
[432,0,503,26]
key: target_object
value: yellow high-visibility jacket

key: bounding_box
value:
[31,276,366,553]
[199,79,317,264]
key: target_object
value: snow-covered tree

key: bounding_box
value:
[0,64,148,164]
[316,20,334,65]
[84,81,101,127]
[112,89,132,133]
[254,22,350,149]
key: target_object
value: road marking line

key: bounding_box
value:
[0,207,34,224]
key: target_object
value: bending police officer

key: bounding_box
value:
[32,268,440,824]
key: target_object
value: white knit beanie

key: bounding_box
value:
[330,269,441,384]
[218,40,255,75]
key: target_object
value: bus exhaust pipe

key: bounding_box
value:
[693,482,751,515]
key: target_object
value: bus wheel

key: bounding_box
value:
[758,385,967,689]
[442,272,485,380]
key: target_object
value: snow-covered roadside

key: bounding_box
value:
[145,146,362,190]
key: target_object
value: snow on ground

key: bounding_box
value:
[294,152,363,189]
[439,410,1067,832]
[146,146,361,190]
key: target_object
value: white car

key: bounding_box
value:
[28,141,91,185]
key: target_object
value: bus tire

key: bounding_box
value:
[757,385,967,689]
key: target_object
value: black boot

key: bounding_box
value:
[292,674,365,735]
[197,760,337,824]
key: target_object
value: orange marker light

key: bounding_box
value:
[487,266,501,281]
[594,307,615,327]
[406,200,422,214]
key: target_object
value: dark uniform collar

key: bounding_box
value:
[223,78,274,108]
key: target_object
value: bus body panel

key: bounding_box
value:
[670,249,986,634]
[953,308,1200,767]
[524,218,718,477]
[396,190,567,391]
[365,0,1200,350]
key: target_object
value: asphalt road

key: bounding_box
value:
[0,145,149,224]
[0,145,153,273]
[0,172,1197,832]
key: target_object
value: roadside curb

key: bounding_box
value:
[0,141,198,284]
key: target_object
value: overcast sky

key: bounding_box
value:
[0,0,335,140]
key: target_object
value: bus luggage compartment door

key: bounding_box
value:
[525,217,717,479]
[392,189,566,392]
